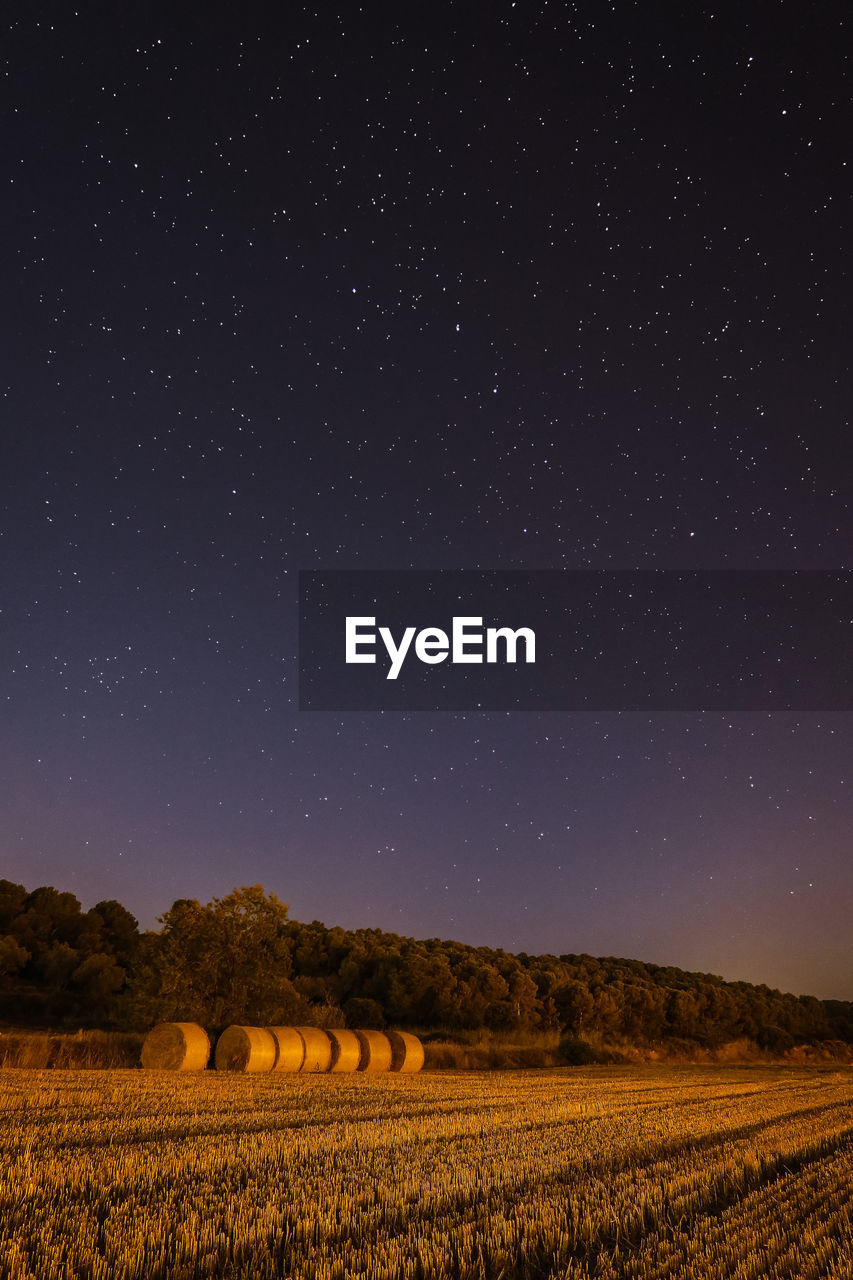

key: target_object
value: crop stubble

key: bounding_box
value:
[1,1065,851,1278]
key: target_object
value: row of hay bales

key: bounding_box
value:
[140,1022,424,1074]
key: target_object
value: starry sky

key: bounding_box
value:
[3,3,851,1000]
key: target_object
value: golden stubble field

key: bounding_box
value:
[1,1065,851,1279]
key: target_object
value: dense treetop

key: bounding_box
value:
[1,880,850,1051]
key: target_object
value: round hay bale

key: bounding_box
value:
[294,1026,333,1073]
[266,1026,306,1073]
[214,1025,276,1073]
[327,1028,361,1073]
[141,1022,210,1071]
[354,1029,393,1072]
[386,1030,425,1073]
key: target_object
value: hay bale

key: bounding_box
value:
[386,1030,425,1073]
[327,1028,361,1073]
[214,1025,276,1073]
[294,1026,332,1073]
[266,1026,306,1073]
[141,1022,210,1071]
[355,1029,393,1072]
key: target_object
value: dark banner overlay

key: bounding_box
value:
[299,571,852,712]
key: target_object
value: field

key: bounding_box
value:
[1,1066,851,1279]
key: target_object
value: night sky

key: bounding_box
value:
[3,4,851,1000]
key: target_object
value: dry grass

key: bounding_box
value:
[1,1064,851,1278]
[423,1028,565,1070]
[0,1030,143,1070]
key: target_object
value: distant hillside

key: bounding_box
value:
[1,879,851,1054]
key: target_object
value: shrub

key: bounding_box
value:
[558,1034,599,1065]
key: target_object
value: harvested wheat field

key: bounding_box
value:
[0,1066,851,1279]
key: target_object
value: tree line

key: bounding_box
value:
[1,879,851,1052]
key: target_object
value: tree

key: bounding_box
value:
[0,880,27,933]
[88,900,140,966]
[0,934,29,977]
[12,886,83,953]
[134,886,301,1027]
[343,997,386,1029]
[71,952,126,1022]
[553,980,595,1036]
